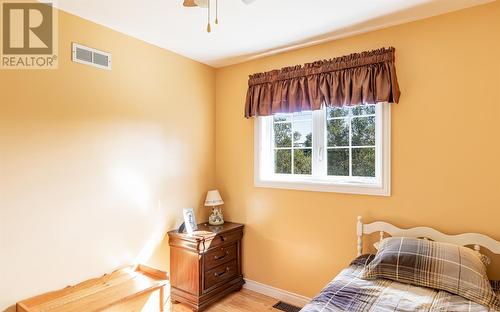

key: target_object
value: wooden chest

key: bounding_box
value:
[167,222,244,311]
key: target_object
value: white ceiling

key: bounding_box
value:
[55,0,493,68]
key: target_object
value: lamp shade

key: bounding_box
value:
[205,190,224,207]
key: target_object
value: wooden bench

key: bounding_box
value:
[16,265,168,312]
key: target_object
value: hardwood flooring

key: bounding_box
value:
[170,289,279,312]
[116,287,281,311]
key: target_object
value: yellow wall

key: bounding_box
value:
[0,9,214,310]
[215,1,500,298]
[2,1,499,309]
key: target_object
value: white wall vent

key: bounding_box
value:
[72,43,112,70]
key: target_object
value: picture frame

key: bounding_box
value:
[182,208,198,234]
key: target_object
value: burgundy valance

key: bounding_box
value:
[245,47,400,118]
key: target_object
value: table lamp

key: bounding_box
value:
[205,190,224,225]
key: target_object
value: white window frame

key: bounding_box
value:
[254,103,391,196]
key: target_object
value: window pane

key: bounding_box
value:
[352,116,375,146]
[352,148,375,177]
[275,149,291,174]
[293,121,312,148]
[352,105,376,116]
[274,123,292,147]
[273,114,292,122]
[327,106,349,118]
[293,149,312,175]
[327,149,349,176]
[327,119,349,147]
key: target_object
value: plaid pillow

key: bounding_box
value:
[373,240,492,266]
[361,237,500,310]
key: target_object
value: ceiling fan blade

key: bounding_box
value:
[183,0,197,7]
[185,0,256,7]
[194,0,209,8]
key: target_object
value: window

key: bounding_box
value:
[326,105,376,178]
[255,103,391,196]
[273,112,313,175]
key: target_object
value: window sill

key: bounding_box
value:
[254,176,390,196]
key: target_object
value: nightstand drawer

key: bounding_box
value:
[204,243,237,271]
[206,230,242,250]
[204,260,238,290]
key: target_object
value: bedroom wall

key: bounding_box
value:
[215,1,500,298]
[0,9,215,311]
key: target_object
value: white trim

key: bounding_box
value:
[380,103,391,196]
[255,178,389,196]
[243,278,311,308]
[356,216,500,256]
[254,104,391,196]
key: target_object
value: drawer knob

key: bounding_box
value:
[220,236,226,242]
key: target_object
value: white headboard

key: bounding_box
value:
[356,216,500,256]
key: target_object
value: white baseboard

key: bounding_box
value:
[243,278,311,308]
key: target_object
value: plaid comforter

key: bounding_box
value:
[301,255,500,312]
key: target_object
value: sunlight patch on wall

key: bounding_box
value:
[111,165,152,210]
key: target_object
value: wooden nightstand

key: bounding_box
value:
[168,222,244,311]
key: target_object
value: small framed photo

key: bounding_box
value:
[183,208,198,234]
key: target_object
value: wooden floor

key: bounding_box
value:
[110,287,280,311]
[169,289,279,312]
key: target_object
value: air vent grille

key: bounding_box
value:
[273,301,301,312]
[72,43,112,70]
[93,53,109,67]
[75,47,92,62]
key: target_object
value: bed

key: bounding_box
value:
[301,217,500,312]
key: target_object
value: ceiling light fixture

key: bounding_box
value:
[183,0,256,33]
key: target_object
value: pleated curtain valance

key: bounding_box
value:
[245,47,401,118]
